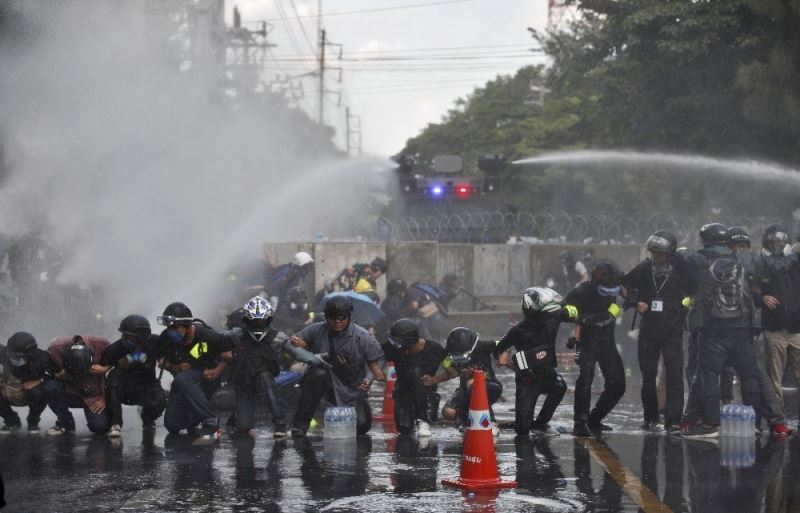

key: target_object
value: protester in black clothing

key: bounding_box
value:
[266,251,314,309]
[401,283,447,343]
[157,302,234,440]
[0,333,49,434]
[621,230,693,432]
[565,260,626,436]
[495,287,576,436]
[382,318,446,436]
[289,296,385,437]
[100,315,166,437]
[424,327,502,435]
[227,296,288,438]
[272,286,312,335]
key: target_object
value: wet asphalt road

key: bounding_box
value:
[1,365,799,513]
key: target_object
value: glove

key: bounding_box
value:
[566,337,579,350]
[573,350,583,366]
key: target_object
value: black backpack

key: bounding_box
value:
[700,254,750,321]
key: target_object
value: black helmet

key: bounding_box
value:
[7,332,37,367]
[323,296,353,320]
[559,251,573,264]
[727,226,751,246]
[699,223,728,247]
[63,336,93,381]
[370,257,388,274]
[119,314,152,342]
[388,318,420,349]
[157,302,193,327]
[445,327,479,357]
[387,278,407,295]
[646,230,677,254]
[590,259,621,288]
[762,223,790,254]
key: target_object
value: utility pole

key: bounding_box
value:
[345,107,362,157]
[318,28,326,125]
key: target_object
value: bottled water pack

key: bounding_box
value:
[720,404,756,438]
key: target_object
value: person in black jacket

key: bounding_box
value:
[0,332,50,434]
[100,315,166,437]
[565,260,625,437]
[227,296,288,438]
[494,287,577,436]
[157,302,234,441]
[621,231,694,432]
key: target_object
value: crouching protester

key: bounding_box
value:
[157,302,234,441]
[100,315,166,437]
[289,296,385,437]
[44,335,111,435]
[423,327,502,436]
[228,296,289,438]
[382,318,447,437]
[495,287,575,437]
[0,332,50,434]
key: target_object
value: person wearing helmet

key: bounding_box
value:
[289,296,385,437]
[423,327,502,436]
[43,335,111,435]
[335,257,388,297]
[0,332,50,434]
[565,259,625,437]
[675,223,800,438]
[156,302,234,441]
[756,224,800,429]
[266,251,314,309]
[382,318,447,437]
[227,296,289,438]
[494,286,577,436]
[99,315,166,437]
[620,231,694,432]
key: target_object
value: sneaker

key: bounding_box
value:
[0,423,21,435]
[291,427,307,438]
[532,423,560,437]
[572,423,593,437]
[108,424,122,438]
[491,422,500,437]
[273,424,288,439]
[27,423,40,434]
[195,424,222,443]
[415,420,432,438]
[588,421,613,432]
[682,424,719,439]
[640,421,663,432]
[771,423,791,438]
[47,425,75,436]
[665,424,682,435]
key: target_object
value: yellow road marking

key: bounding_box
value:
[577,437,674,513]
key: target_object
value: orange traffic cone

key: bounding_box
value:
[374,361,397,421]
[442,370,517,491]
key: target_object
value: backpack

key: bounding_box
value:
[700,253,751,321]
[411,283,448,306]
[266,264,291,297]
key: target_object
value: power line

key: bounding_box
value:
[287,0,317,55]
[269,43,537,58]
[268,53,544,62]
[262,0,479,22]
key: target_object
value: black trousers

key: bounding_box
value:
[514,370,566,434]
[0,383,48,427]
[573,338,626,424]
[293,367,372,435]
[164,370,219,433]
[105,369,166,427]
[638,332,683,425]
[233,371,287,431]
[393,376,430,434]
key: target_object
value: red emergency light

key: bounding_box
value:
[454,183,472,198]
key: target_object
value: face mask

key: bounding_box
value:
[450,354,471,368]
[167,329,184,343]
[8,353,27,367]
[597,285,621,297]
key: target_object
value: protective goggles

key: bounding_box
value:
[156,315,194,327]
[597,285,621,297]
[449,354,471,367]
[125,352,148,365]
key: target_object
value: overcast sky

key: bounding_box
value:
[227,0,549,156]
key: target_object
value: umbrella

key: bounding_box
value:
[315,291,385,327]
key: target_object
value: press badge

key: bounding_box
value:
[651,300,664,312]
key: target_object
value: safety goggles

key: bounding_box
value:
[125,352,148,365]
[156,315,194,327]
[326,313,350,322]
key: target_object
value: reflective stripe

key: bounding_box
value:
[189,342,208,360]
[608,303,621,318]
[441,355,453,369]
[565,305,579,318]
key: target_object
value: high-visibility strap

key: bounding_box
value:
[189,342,208,360]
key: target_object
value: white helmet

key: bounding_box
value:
[292,251,314,267]
[522,287,564,316]
[241,296,274,342]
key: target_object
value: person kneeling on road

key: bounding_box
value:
[100,315,166,438]
[44,335,111,435]
[289,296,385,437]
[383,318,447,437]
[495,287,574,437]
[0,332,50,434]
[424,326,502,436]
[228,296,289,438]
[157,302,234,442]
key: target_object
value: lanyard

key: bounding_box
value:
[651,271,671,299]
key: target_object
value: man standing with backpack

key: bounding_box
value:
[677,223,800,438]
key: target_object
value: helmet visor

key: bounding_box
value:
[597,285,621,297]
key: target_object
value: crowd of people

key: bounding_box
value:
[0,223,799,444]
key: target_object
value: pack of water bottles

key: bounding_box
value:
[719,404,756,437]
[324,406,357,439]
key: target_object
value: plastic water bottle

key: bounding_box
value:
[324,406,356,439]
[734,405,744,437]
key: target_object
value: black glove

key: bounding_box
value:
[566,337,579,350]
